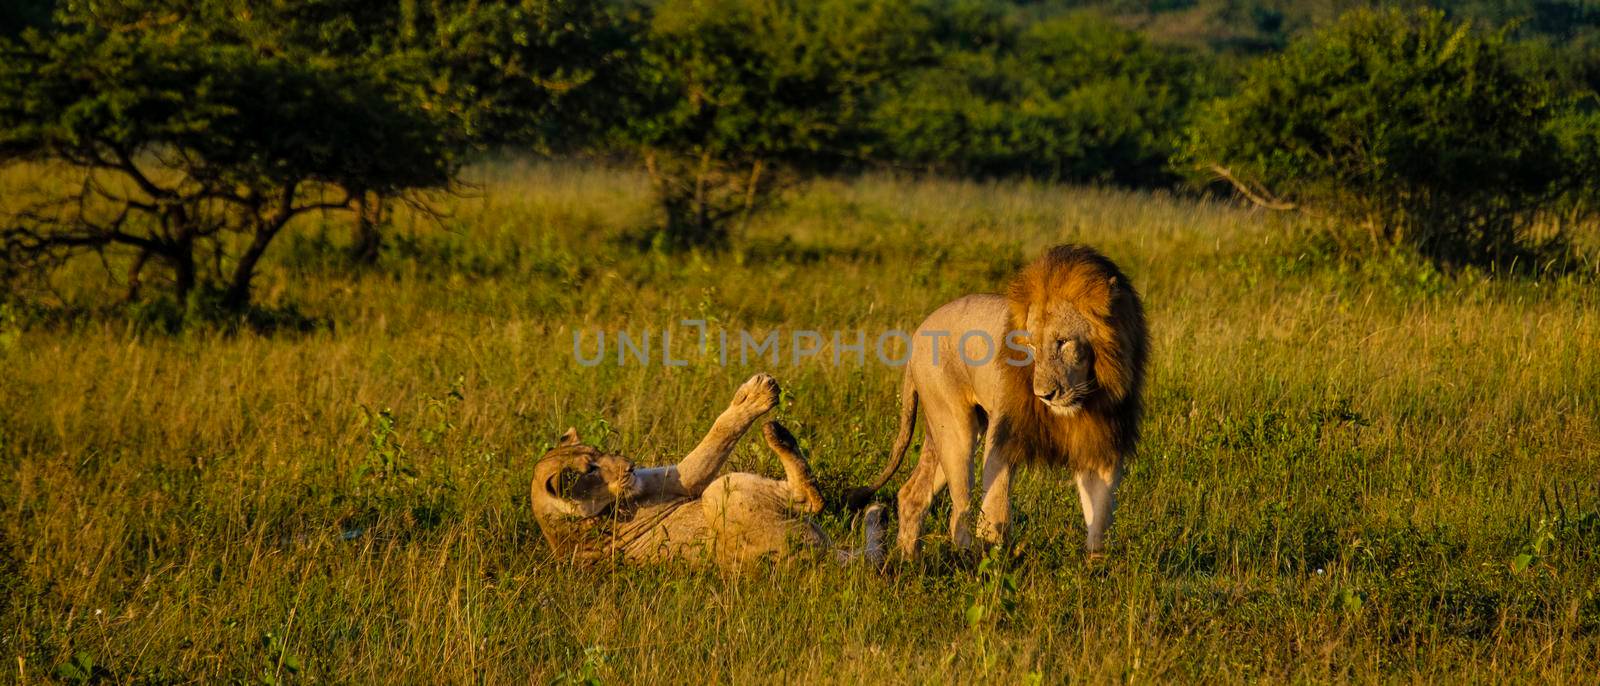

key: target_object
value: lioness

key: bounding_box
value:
[532,373,886,566]
[851,245,1148,557]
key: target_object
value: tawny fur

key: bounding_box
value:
[531,374,885,567]
[851,244,1148,556]
[999,244,1147,471]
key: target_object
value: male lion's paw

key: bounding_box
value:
[730,373,780,417]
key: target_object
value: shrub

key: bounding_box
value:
[620,0,925,248]
[873,10,1214,186]
[1182,8,1581,268]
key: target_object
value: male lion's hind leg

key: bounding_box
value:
[975,429,1014,548]
[761,421,824,514]
[925,412,980,553]
[895,443,948,557]
[1074,464,1120,559]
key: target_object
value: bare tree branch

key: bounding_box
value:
[1204,164,1298,211]
[109,145,178,201]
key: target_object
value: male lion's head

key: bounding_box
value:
[532,428,640,519]
[1006,245,1147,420]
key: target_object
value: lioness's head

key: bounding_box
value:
[531,428,639,519]
[1007,245,1143,417]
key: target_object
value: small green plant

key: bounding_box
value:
[420,378,465,446]
[552,645,607,685]
[0,303,19,351]
[258,630,303,685]
[965,546,1020,630]
[53,652,106,684]
[1339,587,1364,614]
[357,407,416,485]
[959,545,1021,675]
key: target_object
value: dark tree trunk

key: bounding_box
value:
[172,239,196,302]
[125,249,150,303]
[225,224,282,311]
[348,192,384,265]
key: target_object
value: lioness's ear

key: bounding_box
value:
[558,427,581,447]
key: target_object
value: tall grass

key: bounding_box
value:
[2,162,1598,683]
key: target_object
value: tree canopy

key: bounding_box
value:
[1181,8,1586,266]
[0,24,454,307]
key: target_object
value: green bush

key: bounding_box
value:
[621,0,925,247]
[872,10,1214,186]
[1182,8,1584,268]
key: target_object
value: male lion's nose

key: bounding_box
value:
[1036,388,1060,403]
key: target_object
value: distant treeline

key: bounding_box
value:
[6,1,1596,186]
[2,0,1598,308]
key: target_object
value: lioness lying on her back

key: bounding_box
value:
[532,373,886,567]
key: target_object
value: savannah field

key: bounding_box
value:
[2,161,1599,683]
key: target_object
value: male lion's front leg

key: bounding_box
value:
[670,373,780,496]
[1075,464,1120,558]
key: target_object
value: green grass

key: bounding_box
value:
[3,161,1599,683]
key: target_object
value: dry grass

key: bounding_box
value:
[2,161,1598,683]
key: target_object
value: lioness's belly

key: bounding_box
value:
[612,498,711,561]
[616,483,827,564]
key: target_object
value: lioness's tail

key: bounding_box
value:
[845,374,918,510]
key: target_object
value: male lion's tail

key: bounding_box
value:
[845,374,918,511]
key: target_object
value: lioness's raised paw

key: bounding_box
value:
[764,421,824,514]
[729,373,780,417]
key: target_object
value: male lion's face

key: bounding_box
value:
[1024,304,1096,416]
[532,429,640,518]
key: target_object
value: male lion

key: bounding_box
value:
[851,245,1148,557]
[532,373,887,567]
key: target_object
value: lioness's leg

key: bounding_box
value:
[702,472,826,565]
[1075,464,1121,557]
[862,504,888,566]
[665,373,780,497]
[835,504,889,566]
[762,421,824,514]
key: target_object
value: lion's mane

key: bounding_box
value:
[998,245,1149,471]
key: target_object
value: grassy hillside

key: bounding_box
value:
[2,162,1598,682]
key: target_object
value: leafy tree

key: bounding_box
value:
[0,26,453,310]
[56,0,630,263]
[621,0,925,248]
[1181,8,1583,267]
